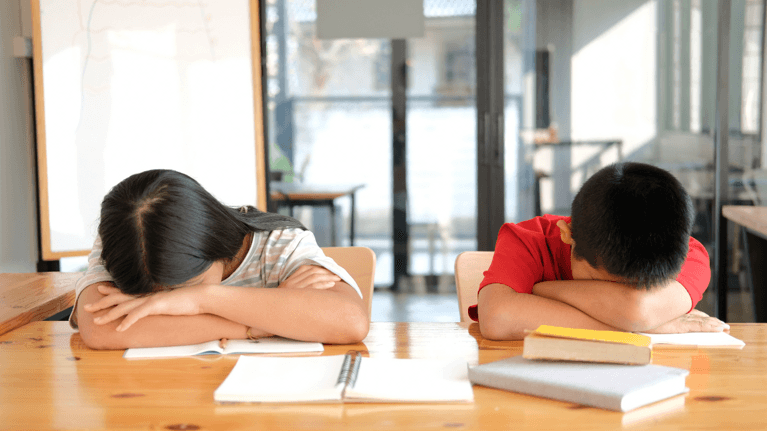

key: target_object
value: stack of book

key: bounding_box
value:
[468,325,745,412]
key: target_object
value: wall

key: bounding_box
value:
[0,0,38,272]
[534,0,573,213]
[571,0,658,163]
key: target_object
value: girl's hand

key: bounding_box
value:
[92,285,207,332]
[280,265,341,290]
[83,284,140,314]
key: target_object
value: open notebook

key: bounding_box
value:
[214,352,474,403]
[641,332,745,349]
[123,337,324,359]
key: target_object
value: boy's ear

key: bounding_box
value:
[556,220,575,245]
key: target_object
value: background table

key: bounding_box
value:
[270,182,364,246]
[0,272,78,335]
[723,205,767,322]
[1,321,766,430]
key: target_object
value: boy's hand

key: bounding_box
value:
[642,309,730,334]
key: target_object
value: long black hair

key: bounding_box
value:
[98,169,305,295]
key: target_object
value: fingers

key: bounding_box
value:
[92,297,147,326]
[83,290,135,313]
[116,304,154,332]
[97,284,121,295]
[698,316,730,333]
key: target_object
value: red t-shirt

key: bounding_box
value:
[467,215,710,321]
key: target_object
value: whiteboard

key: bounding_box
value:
[32,0,267,260]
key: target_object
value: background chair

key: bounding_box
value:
[322,247,376,319]
[454,251,494,322]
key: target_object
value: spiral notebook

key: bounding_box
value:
[214,352,474,403]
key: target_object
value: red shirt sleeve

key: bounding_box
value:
[468,215,571,321]
[676,237,710,311]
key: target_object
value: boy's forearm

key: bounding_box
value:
[532,280,692,332]
[477,284,622,340]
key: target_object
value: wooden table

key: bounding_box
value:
[0,272,79,335]
[270,183,364,246]
[723,205,767,322]
[1,321,766,430]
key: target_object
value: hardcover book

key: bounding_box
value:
[523,325,652,365]
[468,355,689,412]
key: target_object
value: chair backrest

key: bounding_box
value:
[454,251,494,322]
[321,247,376,319]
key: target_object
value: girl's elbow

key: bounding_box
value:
[78,325,122,350]
[331,303,369,344]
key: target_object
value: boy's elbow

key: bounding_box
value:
[478,309,526,341]
[618,288,686,332]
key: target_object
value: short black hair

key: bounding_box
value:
[569,162,694,289]
[99,169,305,295]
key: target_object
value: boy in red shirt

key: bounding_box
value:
[473,162,729,340]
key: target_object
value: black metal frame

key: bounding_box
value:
[391,39,409,290]
[713,0,732,319]
[476,0,506,251]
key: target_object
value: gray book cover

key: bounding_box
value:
[468,355,689,412]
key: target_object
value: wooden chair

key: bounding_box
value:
[454,251,494,322]
[322,247,376,318]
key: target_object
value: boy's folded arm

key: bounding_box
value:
[477,283,622,340]
[76,283,249,350]
[531,279,692,332]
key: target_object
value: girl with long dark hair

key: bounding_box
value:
[71,169,369,349]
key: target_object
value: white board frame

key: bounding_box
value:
[31,0,268,260]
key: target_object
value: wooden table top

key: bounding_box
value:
[270,182,364,201]
[1,322,765,430]
[0,272,79,335]
[723,205,767,237]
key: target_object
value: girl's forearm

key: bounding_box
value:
[199,283,369,344]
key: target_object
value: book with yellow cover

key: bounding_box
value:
[522,325,652,365]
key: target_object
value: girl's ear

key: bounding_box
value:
[556,220,575,245]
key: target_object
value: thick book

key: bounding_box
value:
[468,355,689,412]
[523,325,652,365]
[123,337,324,359]
[214,352,474,403]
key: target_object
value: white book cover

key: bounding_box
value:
[468,355,689,412]
[123,337,324,359]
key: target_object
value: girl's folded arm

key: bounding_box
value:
[201,281,369,344]
[76,282,249,350]
[87,281,369,346]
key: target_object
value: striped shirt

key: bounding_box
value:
[69,228,361,329]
